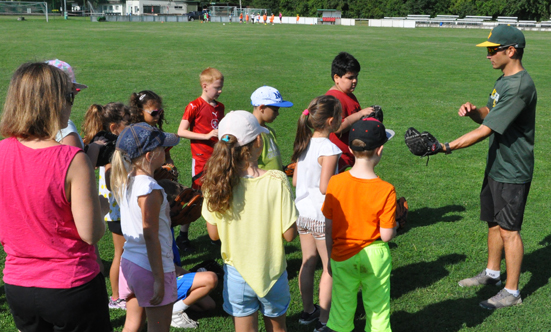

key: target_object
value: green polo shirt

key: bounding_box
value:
[482,70,537,184]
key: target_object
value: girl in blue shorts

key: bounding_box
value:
[201,111,298,332]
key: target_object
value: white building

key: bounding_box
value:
[99,1,125,15]
[125,0,199,15]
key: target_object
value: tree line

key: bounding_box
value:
[244,0,551,21]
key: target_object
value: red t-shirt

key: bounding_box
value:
[326,89,361,170]
[182,97,225,161]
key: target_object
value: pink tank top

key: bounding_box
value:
[0,137,99,288]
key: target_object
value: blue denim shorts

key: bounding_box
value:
[222,265,290,318]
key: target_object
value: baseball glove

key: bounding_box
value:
[395,197,408,230]
[283,163,296,177]
[84,131,118,167]
[154,164,179,182]
[157,179,203,227]
[364,105,384,123]
[404,127,442,157]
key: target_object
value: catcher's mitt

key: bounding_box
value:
[157,179,203,226]
[364,105,384,123]
[395,197,408,230]
[404,127,442,157]
[84,131,118,167]
[283,163,296,177]
[154,164,179,182]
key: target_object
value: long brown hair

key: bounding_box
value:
[291,95,342,162]
[1,62,71,139]
[81,103,129,144]
[201,134,254,214]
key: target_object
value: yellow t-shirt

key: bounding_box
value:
[202,170,298,297]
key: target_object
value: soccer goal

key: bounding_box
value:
[0,1,48,22]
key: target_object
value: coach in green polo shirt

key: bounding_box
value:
[437,25,537,309]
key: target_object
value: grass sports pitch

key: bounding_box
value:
[1,16,551,331]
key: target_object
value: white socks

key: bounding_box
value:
[172,301,189,313]
[505,288,520,297]
[485,268,500,279]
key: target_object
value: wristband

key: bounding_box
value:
[445,142,452,154]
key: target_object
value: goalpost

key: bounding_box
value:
[0,1,48,22]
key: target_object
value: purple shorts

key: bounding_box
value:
[119,258,177,307]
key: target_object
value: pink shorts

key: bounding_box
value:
[119,258,177,307]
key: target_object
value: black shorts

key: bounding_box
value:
[107,220,122,235]
[4,273,112,332]
[480,176,531,231]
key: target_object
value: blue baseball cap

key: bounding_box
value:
[116,122,179,159]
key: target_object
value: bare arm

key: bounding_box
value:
[325,218,333,276]
[206,222,220,241]
[292,163,298,187]
[334,107,374,135]
[66,152,106,245]
[60,132,83,149]
[177,119,218,141]
[139,190,165,305]
[444,125,493,152]
[458,102,490,124]
[318,155,339,195]
[380,226,397,242]
[283,223,297,242]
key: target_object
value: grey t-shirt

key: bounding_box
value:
[482,70,537,184]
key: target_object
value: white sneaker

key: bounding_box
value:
[171,310,198,329]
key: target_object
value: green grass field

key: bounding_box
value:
[1,16,551,331]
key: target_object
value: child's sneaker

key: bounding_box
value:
[171,310,198,328]
[108,298,127,310]
[458,270,502,287]
[298,304,320,325]
[313,321,332,332]
[479,289,522,309]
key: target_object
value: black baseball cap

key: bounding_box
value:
[349,118,395,151]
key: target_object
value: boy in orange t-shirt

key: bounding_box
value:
[322,118,397,332]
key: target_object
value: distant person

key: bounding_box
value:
[177,67,225,253]
[257,13,260,24]
[229,13,232,23]
[246,13,249,23]
[292,96,342,331]
[250,86,294,170]
[279,12,282,23]
[323,118,397,332]
[263,13,267,25]
[251,13,254,23]
[326,52,376,172]
[296,14,299,23]
[0,62,112,332]
[202,111,298,332]
[240,13,243,23]
[270,13,274,25]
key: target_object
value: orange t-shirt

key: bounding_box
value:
[322,172,396,262]
[263,14,267,22]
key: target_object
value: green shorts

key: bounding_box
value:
[328,241,392,332]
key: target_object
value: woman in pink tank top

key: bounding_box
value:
[0,62,112,332]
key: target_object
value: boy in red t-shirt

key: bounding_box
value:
[177,67,225,253]
[322,118,397,332]
[326,52,377,172]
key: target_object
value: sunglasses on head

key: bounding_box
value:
[65,92,75,106]
[487,44,515,56]
[145,108,164,117]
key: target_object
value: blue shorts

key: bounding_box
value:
[222,265,290,318]
[176,273,196,301]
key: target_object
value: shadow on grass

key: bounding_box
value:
[390,292,495,332]
[391,253,466,299]
[400,204,466,235]
[520,234,551,298]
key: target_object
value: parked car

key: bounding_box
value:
[186,11,201,21]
